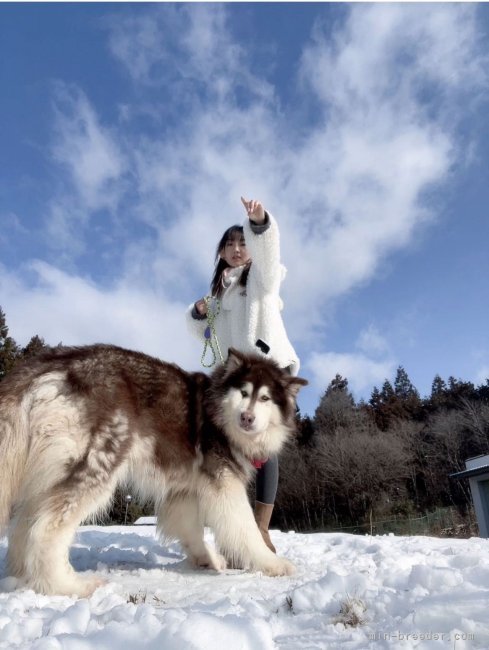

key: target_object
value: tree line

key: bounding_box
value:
[2,307,488,530]
[275,368,489,532]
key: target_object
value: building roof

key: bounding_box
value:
[451,465,489,480]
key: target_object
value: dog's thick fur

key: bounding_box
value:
[0,344,307,596]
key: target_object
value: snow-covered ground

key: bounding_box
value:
[1,525,488,649]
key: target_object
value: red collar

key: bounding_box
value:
[251,458,268,469]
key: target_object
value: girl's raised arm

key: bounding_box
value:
[241,197,282,292]
[241,196,266,225]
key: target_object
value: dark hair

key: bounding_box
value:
[210,225,251,297]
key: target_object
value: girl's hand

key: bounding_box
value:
[195,299,208,316]
[241,196,265,224]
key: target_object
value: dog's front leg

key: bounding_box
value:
[199,472,295,577]
[157,492,227,571]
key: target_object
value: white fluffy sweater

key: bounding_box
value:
[186,213,300,375]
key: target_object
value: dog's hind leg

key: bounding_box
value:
[9,476,118,597]
[8,411,131,597]
[157,492,226,571]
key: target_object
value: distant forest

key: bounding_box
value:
[2,307,488,532]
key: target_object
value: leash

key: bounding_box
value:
[201,296,224,368]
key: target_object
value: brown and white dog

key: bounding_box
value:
[0,344,307,596]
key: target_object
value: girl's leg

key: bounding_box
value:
[255,455,279,553]
[256,455,279,503]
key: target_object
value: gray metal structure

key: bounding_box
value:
[452,454,489,538]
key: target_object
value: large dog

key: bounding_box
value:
[0,344,307,596]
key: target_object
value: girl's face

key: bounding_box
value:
[219,233,251,267]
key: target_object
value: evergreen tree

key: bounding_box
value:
[295,414,315,446]
[314,374,355,436]
[380,379,395,402]
[477,379,489,403]
[370,380,396,430]
[0,307,20,379]
[22,334,47,359]
[431,374,447,398]
[394,366,419,399]
[369,386,381,410]
[428,374,448,411]
[446,376,477,406]
[327,373,351,396]
[371,375,422,430]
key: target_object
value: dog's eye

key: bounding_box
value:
[241,389,249,398]
[260,395,270,402]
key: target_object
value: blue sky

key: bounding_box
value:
[1,2,489,416]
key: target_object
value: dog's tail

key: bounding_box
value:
[0,388,30,533]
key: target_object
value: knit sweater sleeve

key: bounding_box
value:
[185,301,208,341]
[243,211,282,292]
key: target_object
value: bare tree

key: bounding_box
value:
[316,425,412,521]
[459,398,489,451]
[420,410,472,507]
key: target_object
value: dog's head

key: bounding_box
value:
[209,349,308,457]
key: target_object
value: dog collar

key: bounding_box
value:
[251,458,269,469]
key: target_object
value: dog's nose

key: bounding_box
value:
[240,411,255,427]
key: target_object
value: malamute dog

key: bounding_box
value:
[0,344,307,596]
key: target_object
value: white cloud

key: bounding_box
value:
[305,325,395,399]
[356,325,390,358]
[51,84,126,211]
[100,3,485,345]
[475,366,489,387]
[107,5,274,103]
[4,3,488,406]
[0,262,199,369]
[306,350,395,400]
[45,84,128,255]
[0,212,28,243]
[301,3,486,112]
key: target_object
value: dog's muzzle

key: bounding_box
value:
[240,410,256,432]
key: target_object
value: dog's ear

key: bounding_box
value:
[225,348,246,372]
[283,375,308,398]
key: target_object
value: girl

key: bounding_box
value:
[186,196,300,552]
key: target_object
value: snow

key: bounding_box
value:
[133,517,157,526]
[1,525,489,649]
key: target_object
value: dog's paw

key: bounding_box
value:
[39,574,106,598]
[259,556,296,577]
[210,552,227,571]
[190,548,227,572]
[67,576,107,598]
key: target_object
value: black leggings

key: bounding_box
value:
[255,454,278,504]
[254,364,293,505]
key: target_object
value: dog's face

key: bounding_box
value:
[224,380,279,436]
[211,349,308,447]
